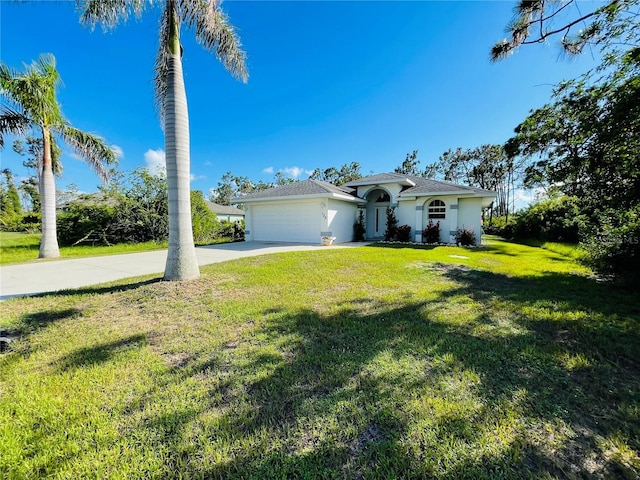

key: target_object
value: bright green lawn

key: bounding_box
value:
[0,232,168,265]
[1,239,639,479]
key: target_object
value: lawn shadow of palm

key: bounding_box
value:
[117,266,640,478]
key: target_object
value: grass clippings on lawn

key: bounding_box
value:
[1,238,639,479]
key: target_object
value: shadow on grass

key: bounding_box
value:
[121,267,640,478]
[20,255,635,478]
[38,278,163,298]
[57,334,147,371]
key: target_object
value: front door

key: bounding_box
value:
[373,206,387,237]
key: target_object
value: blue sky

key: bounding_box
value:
[1,1,601,203]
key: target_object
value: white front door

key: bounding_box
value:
[373,206,387,237]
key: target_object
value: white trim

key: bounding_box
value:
[399,191,496,199]
[347,178,416,187]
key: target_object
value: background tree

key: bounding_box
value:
[79,0,248,281]
[431,145,520,220]
[394,150,421,176]
[210,171,272,205]
[274,171,296,186]
[0,54,117,258]
[309,161,362,185]
[490,0,640,61]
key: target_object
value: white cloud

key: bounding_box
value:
[281,166,313,179]
[144,148,166,176]
[204,160,213,167]
[111,144,124,159]
[190,174,206,182]
[262,166,274,174]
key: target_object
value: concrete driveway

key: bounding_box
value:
[0,241,367,300]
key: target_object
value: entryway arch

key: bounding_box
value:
[365,188,391,239]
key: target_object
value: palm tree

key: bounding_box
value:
[78,0,248,281]
[0,54,117,258]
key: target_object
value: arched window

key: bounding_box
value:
[428,199,446,219]
[375,192,390,203]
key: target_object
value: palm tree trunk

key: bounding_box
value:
[163,8,200,281]
[39,127,60,258]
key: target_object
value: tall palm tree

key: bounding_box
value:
[0,54,117,258]
[78,0,248,281]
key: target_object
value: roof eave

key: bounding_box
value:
[232,192,364,204]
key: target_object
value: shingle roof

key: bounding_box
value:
[343,173,415,186]
[231,179,358,202]
[399,176,495,196]
[345,173,495,197]
[205,201,245,216]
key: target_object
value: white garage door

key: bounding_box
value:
[251,202,321,243]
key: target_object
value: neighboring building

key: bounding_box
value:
[232,173,496,245]
[204,201,245,222]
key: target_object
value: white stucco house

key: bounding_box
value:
[232,173,496,245]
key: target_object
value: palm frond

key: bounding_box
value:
[77,0,149,30]
[182,0,248,82]
[1,54,63,129]
[0,107,31,148]
[57,125,118,183]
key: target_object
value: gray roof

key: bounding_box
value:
[399,176,496,197]
[345,173,495,197]
[343,172,415,187]
[231,179,358,202]
[205,201,245,216]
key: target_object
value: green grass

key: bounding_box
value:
[0,232,169,265]
[1,238,639,479]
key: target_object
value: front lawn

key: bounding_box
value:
[0,231,168,265]
[1,239,639,478]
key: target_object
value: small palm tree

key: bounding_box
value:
[0,54,117,258]
[78,0,248,281]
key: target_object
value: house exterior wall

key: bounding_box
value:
[457,197,484,245]
[327,199,358,243]
[419,197,452,243]
[396,201,415,231]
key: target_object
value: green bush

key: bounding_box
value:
[191,191,219,245]
[511,196,584,243]
[581,206,640,284]
[57,202,118,246]
[483,215,515,237]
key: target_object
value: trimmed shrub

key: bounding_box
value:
[384,207,398,241]
[422,220,440,243]
[454,227,476,246]
[396,224,412,242]
[353,210,366,241]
